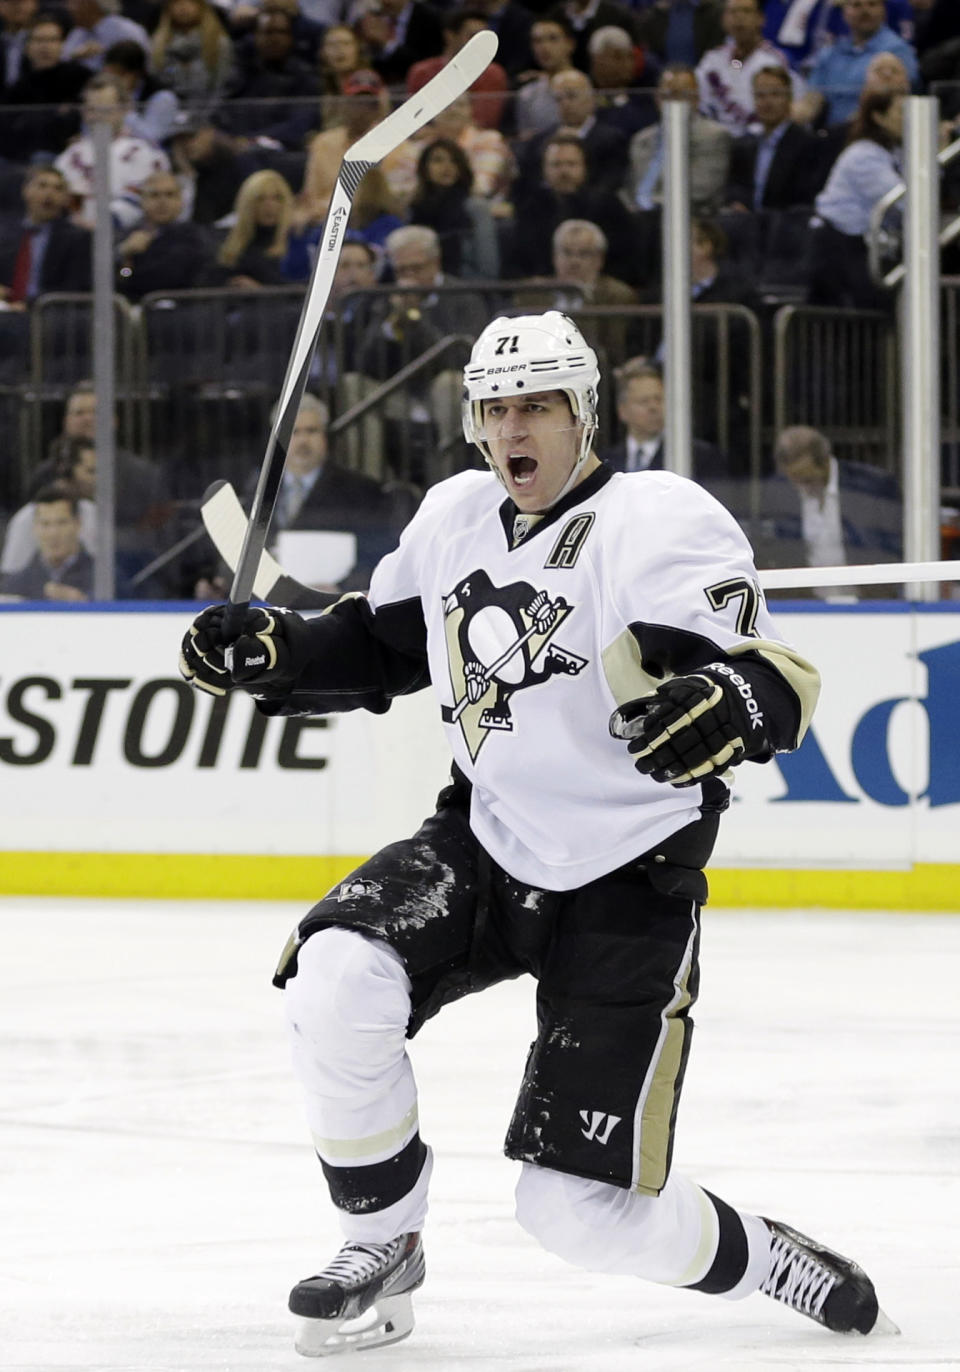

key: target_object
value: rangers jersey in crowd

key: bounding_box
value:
[257,464,820,890]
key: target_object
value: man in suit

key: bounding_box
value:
[624,64,732,216]
[751,425,902,597]
[244,394,416,593]
[601,357,729,499]
[357,0,444,88]
[514,217,638,366]
[519,68,629,196]
[0,165,91,307]
[724,64,825,211]
[116,170,218,299]
[510,132,636,283]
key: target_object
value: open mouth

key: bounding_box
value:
[507,455,538,486]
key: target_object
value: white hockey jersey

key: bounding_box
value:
[362,465,818,891]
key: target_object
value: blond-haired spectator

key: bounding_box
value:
[151,0,235,104]
[216,169,295,287]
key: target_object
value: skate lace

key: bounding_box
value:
[761,1234,837,1317]
[320,1239,403,1288]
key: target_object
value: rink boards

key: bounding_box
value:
[0,602,958,908]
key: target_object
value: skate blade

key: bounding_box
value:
[873,1306,901,1336]
[293,1292,415,1357]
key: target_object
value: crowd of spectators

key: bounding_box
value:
[2,0,959,599]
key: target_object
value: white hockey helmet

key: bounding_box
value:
[462,311,600,481]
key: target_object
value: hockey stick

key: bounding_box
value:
[758,559,960,590]
[203,481,960,600]
[201,479,338,609]
[221,29,499,646]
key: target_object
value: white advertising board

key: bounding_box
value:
[1,605,958,881]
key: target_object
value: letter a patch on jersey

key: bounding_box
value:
[440,569,588,760]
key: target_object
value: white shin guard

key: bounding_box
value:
[283,927,431,1241]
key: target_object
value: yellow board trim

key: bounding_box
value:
[0,853,959,909]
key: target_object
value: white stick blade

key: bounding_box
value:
[348,30,499,163]
[758,559,960,590]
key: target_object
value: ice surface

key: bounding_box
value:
[2,899,958,1372]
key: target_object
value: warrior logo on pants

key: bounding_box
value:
[440,569,587,760]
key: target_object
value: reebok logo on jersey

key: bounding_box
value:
[579,1110,621,1144]
[705,661,766,730]
[244,653,267,668]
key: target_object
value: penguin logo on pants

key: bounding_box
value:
[441,569,587,760]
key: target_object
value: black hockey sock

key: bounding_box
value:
[684,1189,749,1295]
[319,1133,429,1215]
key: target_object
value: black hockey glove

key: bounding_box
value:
[179,604,314,696]
[609,663,772,788]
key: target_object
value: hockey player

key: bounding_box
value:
[180,312,894,1357]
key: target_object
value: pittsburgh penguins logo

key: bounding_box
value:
[337,878,383,902]
[441,569,588,760]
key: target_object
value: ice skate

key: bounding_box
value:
[760,1219,899,1335]
[289,1232,425,1357]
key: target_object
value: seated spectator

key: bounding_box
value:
[812,48,910,178]
[624,64,732,217]
[587,24,659,140]
[55,72,170,229]
[357,0,443,88]
[225,0,324,65]
[167,112,247,223]
[513,14,576,143]
[0,164,91,306]
[519,67,628,197]
[724,64,825,211]
[795,0,918,129]
[695,0,800,138]
[409,137,500,279]
[354,225,488,472]
[764,0,915,70]
[514,217,638,363]
[811,88,903,310]
[31,381,169,540]
[548,0,643,72]
[244,393,415,592]
[103,39,180,147]
[0,481,93,601]
[116,170,218,296]
[509,132,635,282]
[60,0,150,72]
[150,0,235,106]
[471,0,532,83]
[3,12,88,160]
[300,69,419,223]
[214,167,296,286]
[601,356,728,497]
[406,8,509,132]
[0,438,96,577]
[645,217,758,459]
[751,424,902,596]
[419,89,514,210]
[223,5,320,150]
[637,0,724,69]
[317,21,366,123]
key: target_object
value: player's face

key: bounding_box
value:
[482,390,585,512]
